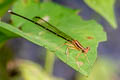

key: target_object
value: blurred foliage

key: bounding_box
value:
[76,59,116,80]
[0,0,106,76]
[0,0,17,51]
[84,0,117,28]
[0,0,18,76]
[13,60,64,80]
[0,44,13,80]
[0,0,16,18]
[0,32,9,44]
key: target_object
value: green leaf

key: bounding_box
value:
[0,0,16,17]
[0,29,18,48]
[12,0,106,76]
[0,0,106,76]
[84,0,117,28]
[0,21,18,44]
[0,28,14,45]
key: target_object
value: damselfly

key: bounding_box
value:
[8,10,90,67]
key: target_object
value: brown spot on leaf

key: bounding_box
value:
[87,36,94,40]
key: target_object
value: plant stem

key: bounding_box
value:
[44,50,55,75]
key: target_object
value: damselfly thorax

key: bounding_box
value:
[71,40,90,53]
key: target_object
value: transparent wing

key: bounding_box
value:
[33,16,73,41]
